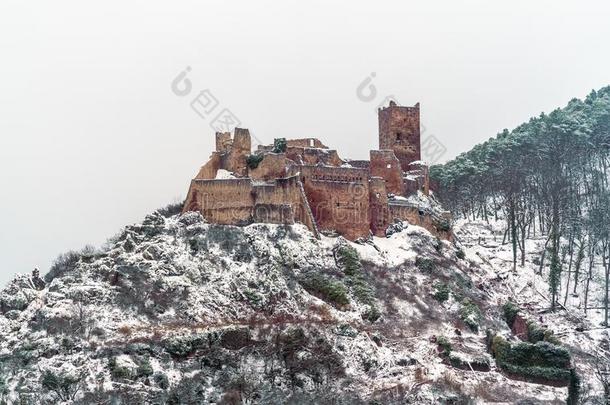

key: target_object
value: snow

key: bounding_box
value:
[0,200,604,402]
[215,169,236,179]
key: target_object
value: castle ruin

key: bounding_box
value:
[183,101,452,240]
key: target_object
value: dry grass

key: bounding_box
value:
[117,324,133,336]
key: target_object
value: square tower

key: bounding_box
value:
[378,101,421,171]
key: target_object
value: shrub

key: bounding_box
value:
[108,357,133,380]
[154,372,170,390]
[448,352,490,371]
[299,273,349,307]
[415,257,435,272]
[243,290,263,307]
[490,334,511,360]
[350,276,375,305]
[157,201,184,217]
[501,362,571,381]
[136,357,154,378]
[459,298,482,332]
[336,245,362,276]
[567,369,581,404]
[436,220,451,232]
[272,138,287,153]
[45,251,81,282]
[502,301,520,327]
[41,369,82,401]
[503,302,561,345]
[434,237,443,253]
[336,244,380,319]
[163,335,206,358]
[488,332,573,384]
[433,283,450,303]
[437,336,452,355]
[362,305,381,323]
[246,154,264,169]
[456,248,466,260]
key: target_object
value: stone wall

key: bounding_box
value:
[286,138,327,148]
[378,102,421,171]
[182,175,319,237]
[369,149,405,196]
[249,153,288,181]
[195,152,221,180]
[369,177,390,237]
[297,165,371,240]
[388,202,452,240]
[183,178,253,225]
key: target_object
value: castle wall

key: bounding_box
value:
[379,102,421,171]
[297,165,371,240]
[286,138,327,148]
[183,178,254,225]
[183,104,450,241]
[249,153,288,181]
[226,128,251,176]
[369,177,390,237]
[388,203,452,240]
[216,132,232,152]
[182,175,319,237]
[284,146,342,166]
[195,152,221,180]
[370,150,405,196]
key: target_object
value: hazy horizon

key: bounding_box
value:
[1,0,609,286]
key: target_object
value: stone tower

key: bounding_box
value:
[378,101,421,171]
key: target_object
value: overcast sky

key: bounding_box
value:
[0,0,609,286]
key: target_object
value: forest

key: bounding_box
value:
[431,86,610,319]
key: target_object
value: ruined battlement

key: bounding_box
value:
[378,101,421,171]
[183,102,451,240]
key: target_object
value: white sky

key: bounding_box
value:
[1,0,609,286]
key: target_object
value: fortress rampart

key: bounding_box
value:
[183,101,451,240]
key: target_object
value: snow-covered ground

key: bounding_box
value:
[456,218,610,402]
[0,210,606,403]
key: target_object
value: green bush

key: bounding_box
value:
[336,245,362,276]
[136,357,154,378]
[501,362,571,381]
[436,220,451,232]
[154,372,170,390]
[362,305,381,323]
[488,333,573,384]
[163,334,207,358]
[434,237,443,253]
[243,289,263,307]
[299,273,349,307]
[437,336,452,355]
[45,251,81,282]
[433,283,450,303]
[272,138,287,153]
[502,302,561,345]
[456,248,466,260]
[415,257,435,272]
[41,370,82,401]
[108,357,134,380]
[459,298,482,332]
[502,301,520,326]
[157,201,184,217]
[246,154,264,169]
[335,244,380,320]
[567,369,581,404]
[448,352,490,370]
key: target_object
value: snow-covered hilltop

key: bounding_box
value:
[0,207,602,404]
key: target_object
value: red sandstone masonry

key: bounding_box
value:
[378,101,421,171]
[182,102,451,240]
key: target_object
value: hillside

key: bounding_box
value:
[0,203,599,404]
